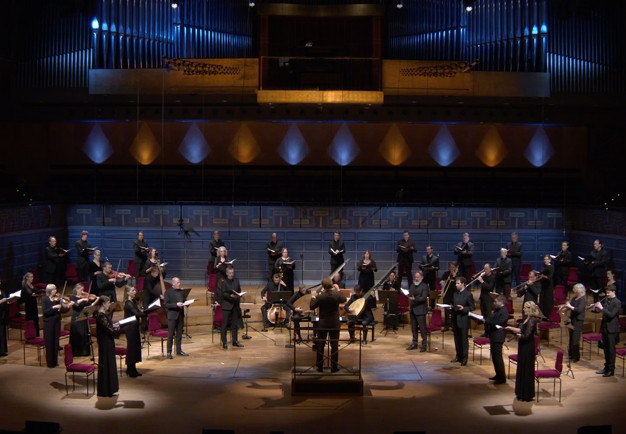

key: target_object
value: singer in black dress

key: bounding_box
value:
[123,286,144,377]
[508,301,541,402]
[20,272,40,336]
[95,296,120,397]
[357,250,377,291]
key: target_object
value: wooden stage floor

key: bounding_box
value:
[1,285,625,434]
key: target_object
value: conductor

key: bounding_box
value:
[310,278,346,373]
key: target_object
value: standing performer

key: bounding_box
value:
[94,296,120,397]
[455,233,474,281]
[266,233,283,276]
[0,278,8,357]
[507,232,523,286]
[592,285,622,377]
[310,278,346,372]
[406,271,429,352]
[208,230,224,275]
[123,285,145,376]
[483,295,509,384]
[477,264,495,335]
[554,241,573,286]
[451,277,474,365]
[286,285,310,343]
[494,248,513,298]
[220,266,244,349]
[328,231,345,274]
[143,249,163,312]
[559,283,586,363]
[165,277,188,359]
[420,245,440,310]
[20,272,40,336]
[346,285,376,345]
[69,283,95,357]
[89,249,103,281]
[213,246,230,288]
[516,270,541,309]
[507,301,542,402]
[396,230,415,288]
[275,248,296,293]
[439,262,458,331]
[96,262,126,302]
[44,236,67,288]
[587,239,607,301]
[357,250,377,291]
[42,284,73,368]
[74,230,93,282]
[133,232,149,277]
[539,255,554,320]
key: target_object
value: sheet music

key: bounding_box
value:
[9,290,21,299]
[401,288,409,296]
[225,259,237,265]
[577,256,585,261]
[159,262,168,267]
[468,312,484,321]
[436,303,452,309]
[119,316,137,326]
[234,291,247,297]
[549,254,557,259]
[147,298,161,310]
[183,299,196,306]
[495,325,504,329]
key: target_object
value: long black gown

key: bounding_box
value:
[124,300,143,370]
[357,260,377,291]
[21,283,40,336]
[69,296,91,356]
[515,317,538,401]
[96,311,119,397]
[0,287,8,355]
[42,296,69,368]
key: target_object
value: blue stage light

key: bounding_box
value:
[524,126,554,167]
[91,18,99,30]
[278,124,309,165]
[83,124,113,164]
[328,124,359,166]
[179,123,211,164]
[429,125,460,167]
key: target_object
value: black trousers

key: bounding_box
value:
[221,308,241,345]
[398,262,412,288]
[569,322,583,361]
[491,341,505,381]
[453,325,469,362]
[43,317,61,368]
[167,314,184,354]
[315,328,340,370]
[601,330,617,372]
[410,312,427,348]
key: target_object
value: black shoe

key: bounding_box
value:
[596,369,607,375]
[603,371,614,377]
[494,379,506,385]
[450,358,460,363]
[176,351,189,357]
[232,342,244,348]
[420,347,426,352]
[330,367,339,373]
[571,358,580,363]
[406,344,418,350]
[442,327,449,332]
[489,376,497,381]
[222,343,228,349]
[363,340,367,346]
[316,367,323,372]
[135,371,143,377]
[166,353,173,359]
[461,360,467,366]
[126,369,138,378]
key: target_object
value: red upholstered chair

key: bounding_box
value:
[147,313,168,357]
[553,285,566,305]
[537,306,563,346]
[30,269,47,291]
[582,333,602,359]
[127,260,137,279]
[115,347,128,376]
[59,328,70,343]
[8,301,26,341]
[508,335,541,379]
[397,292,409,326]
[472,337,490,364]
[65,263,79,284]
[23,320,45,366]
[520,263,532,281]
[63,344,96,396]
[616,348,626,377]
[206,273,217,306]
[426,308,444,350]
[136,276,145,293]
[566,267,579,288]
[535,349,564,402]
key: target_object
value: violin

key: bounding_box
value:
[108,270,134,279]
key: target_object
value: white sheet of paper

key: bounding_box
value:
[119,316,137,325]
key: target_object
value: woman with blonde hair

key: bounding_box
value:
[559,283,586,362]
[506,301,542,402]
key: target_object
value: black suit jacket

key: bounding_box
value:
[589,248,607,277]
[601,297,622,334]
[455,241,474,268]
[408,281,429,315]
[452,289,475,328]
[221,277,242,311]
[495,257,512,284]
[164,287,185,320]
[310,290,346,329]
[397,239,415,264]
[485,305,509,343]
[522,281,540,305]
[328,240,345,267]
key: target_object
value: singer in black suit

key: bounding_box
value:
[220,266,244,349]
[266,233,283,276]
[310,278,346,372]
[208,230,225,274]
[555,241,573,285]
[588,239,607,301]
[74,230,92,282]
[593,285,622,377]
[396,230,415,288]
[132,231,149,277]
[451,277,475,365]
[495,248,512,298]
[406,271,429,352]
[506,232,523,286]
[455,233,474,281]
[328,231,345,274]
[164,277,188,358]
[483,295,509,383]
[44,236,67,288]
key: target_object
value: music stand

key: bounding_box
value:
[75,304,99,362]
[182,287,193,338]
[378,291,399,335]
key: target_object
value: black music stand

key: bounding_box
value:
[379,291,399,335]
[182,287,193,338]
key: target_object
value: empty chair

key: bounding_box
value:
[582,333,602,359]
[472,337,490,364]
[537,306,563,345]
[426,308,444,350]
[8,301,26,341]
[65,263,79,284]
[63,344,96,396]
[553,285,566,305]
[23,320,45,366]
[520,263,532,281]
[566,267,579,288]
[616,348,626,377]
[206,273,217,306]
[114,347,128,376]
[147,313,168,357]
[535,349,564,402]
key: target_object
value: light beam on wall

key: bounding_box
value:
[476,125,507,167]
[524,126,554,167]
[278,124,309,165]
[428,125,460,166]
[130,123,160,165]
[83,123,113,164]
[379,124,410,166]
[229,123,260,164]
[179,123,211,164]
[328,123,359,166]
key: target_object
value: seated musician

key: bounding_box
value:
[345,285,377,345]
[260,273,291,330]
[286,285,310,343]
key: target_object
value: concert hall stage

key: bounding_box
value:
[0,285,624,434]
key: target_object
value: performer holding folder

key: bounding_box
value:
[165,277,189,359]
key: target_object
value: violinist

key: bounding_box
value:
[275,248,296,293]
[42,284,74,368]
[0,277,8,357]
[44,236,67,288]
[494,248,512,298]
[20,271,40,336]
[69,283,97,357]
[439,262,458,331]
[74,230,93,282]
[357,250,377,291]
[96,262,125,302]
[133,231,149,277]
[559,283,586,363]
[261,273,289,330]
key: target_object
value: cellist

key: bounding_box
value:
[260,273,290,330]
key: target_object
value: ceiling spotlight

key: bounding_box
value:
[249,1,255,7]
[463,0,476,12]
[396,0,403,9]
[171,2,178,9]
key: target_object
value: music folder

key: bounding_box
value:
[183,299,195,306]
[436,303,452,309]
[468,312,484,321]
[400,288,410,296]
[146,298,161,311]
[118,316,137,326]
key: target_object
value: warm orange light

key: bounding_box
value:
[130,123,160,165]
[379,124,410,166]
[229,123,260,164]
[476,125,506,167]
